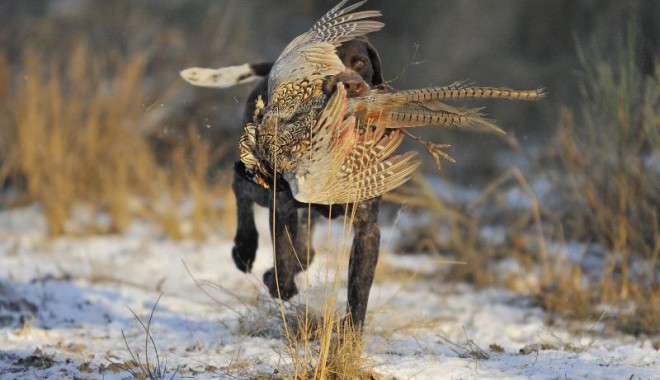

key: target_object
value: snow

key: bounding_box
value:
[1,204,658,379]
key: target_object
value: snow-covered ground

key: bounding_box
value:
[0,204,658,379]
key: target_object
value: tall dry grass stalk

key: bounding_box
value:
[0,41,228,238]
[542,17,659,332]
[271,196,373,379]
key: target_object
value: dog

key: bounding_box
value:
[182,37,384,330]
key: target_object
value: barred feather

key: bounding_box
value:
[270,0,383,102]
[348,84,543,133]
[392,83,546,102]
[306,0,383,46]
[339,151,419,203]
[286,84,419,204]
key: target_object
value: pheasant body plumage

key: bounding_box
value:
[238,0,544,204]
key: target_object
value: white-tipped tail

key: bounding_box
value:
[179,63,260,88]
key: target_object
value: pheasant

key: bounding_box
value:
[239,0,544,205]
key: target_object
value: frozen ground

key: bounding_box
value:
[0,204,658,379]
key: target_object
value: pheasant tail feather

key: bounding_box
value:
[393,83,545,102]
[349,85,545,131]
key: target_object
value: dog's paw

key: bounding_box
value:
[263,268,298,300]
[232,240,257,273]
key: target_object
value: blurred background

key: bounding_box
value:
[0,0,658,334]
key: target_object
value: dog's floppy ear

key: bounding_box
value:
[362,38,383,86]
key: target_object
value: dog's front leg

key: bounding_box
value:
[263,190,300,300]
[231,163,262,273]
[346,196,382,331]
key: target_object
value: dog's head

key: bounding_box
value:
[337,37,383,86]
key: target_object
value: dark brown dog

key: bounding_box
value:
[231,37,384,330]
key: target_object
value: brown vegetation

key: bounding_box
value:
[389,20,659,335]
[0,41,229,238]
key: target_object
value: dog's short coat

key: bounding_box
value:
[231,37,384,329]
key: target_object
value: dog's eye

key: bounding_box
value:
[352,58,367,69]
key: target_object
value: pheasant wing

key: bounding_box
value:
[268,0,384,98]
[285,83,419,204]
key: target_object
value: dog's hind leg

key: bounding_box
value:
[295,203,347,273]
[295,207,316,272]
[346,196,382,331]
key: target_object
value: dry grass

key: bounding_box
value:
[273,210,375,380]
[387,15,659,335]
[386,174,501,287]
[273,312,374,380]
[115,294,180,380]
[0,41,229,238]
[541,27,659,332]
[185,208,373,379]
